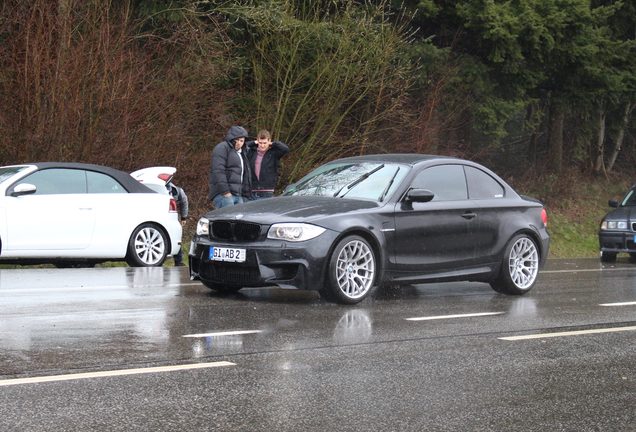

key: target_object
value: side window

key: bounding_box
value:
[411,165,467,201]
[464,166,505,199]
[87,171,126,193]
[21,168,86,195]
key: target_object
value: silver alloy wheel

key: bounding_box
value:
[335,239,375,300]
[507,236,539,289]
[133,226,166,265]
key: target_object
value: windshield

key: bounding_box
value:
[283,162,409,202]
[0,166,29,184]
[621,189,636,206]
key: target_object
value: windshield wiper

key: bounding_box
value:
[333,164,385,198]
[378,167,400,202]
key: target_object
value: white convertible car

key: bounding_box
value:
[0,162,182,267]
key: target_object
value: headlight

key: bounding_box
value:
[601,220,627,230]
[196,217,209,236]
[267,223,326,242]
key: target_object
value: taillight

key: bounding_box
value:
[541,208,548,227]
[169,198,177,212]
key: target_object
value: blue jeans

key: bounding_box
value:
[213,194,244,209]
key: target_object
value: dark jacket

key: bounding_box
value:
[168,183,188,220]
[208,126,252,201]
[245,140,289,191]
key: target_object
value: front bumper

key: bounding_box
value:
[598,230,636,253]
[188,231,339,291]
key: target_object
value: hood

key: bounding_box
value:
[224,125,249,142]
[603,206,636,221]
[204,196,379,224]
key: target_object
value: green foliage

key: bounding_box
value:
[210,0,416,180]
[2,0,635,226]
[0,0,235,219]
[394,0,634,168]
[547,212,600,258]
[516,170,632,258]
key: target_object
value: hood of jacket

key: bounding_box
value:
[224,125,249,142]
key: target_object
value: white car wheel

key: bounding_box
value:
[491,234,539,295]
[126,223,168,267]
[323,235,377,304]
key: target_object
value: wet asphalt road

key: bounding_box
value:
[0,259,635,431]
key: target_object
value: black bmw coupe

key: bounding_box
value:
[189,154,550,304]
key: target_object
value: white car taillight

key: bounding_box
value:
[169,198,177,212]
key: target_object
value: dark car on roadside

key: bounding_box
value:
[189,154,550,304]
[598,184,636,262]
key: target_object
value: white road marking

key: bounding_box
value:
[0,361,235,387]
[182,330,262,338]
[599,301,636,307]
[541,267,635,274]
[405,312,504,321]
[0,282,202,294]
[499,326,636,341]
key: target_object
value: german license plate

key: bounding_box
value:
[209,246,246,263]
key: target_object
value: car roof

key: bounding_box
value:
[329,153,462,165]
[17,162,154,193]
[326,153,517,196]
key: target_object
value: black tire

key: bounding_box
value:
[601,251,617,263]
[490,234,540,295]
[321,235,377,304]
[201,279,242,293]
[125,223,169,267]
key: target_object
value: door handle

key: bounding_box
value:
[461,212,476,220]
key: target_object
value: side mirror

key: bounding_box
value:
[11,183,37,197]
[608,199,619,208]
[407,188,435,203]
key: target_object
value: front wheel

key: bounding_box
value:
[125,223,168,267]
[490,234,539,295]
[601,251,617,263]
[321,235,377,304]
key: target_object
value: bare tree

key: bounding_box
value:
[607,101,634,173]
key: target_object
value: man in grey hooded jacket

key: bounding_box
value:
[208,125,252,208]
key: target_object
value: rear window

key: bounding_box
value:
[86,171,126,193]
[465,166,505,199]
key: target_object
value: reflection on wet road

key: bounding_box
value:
[1,259,635,431]
[2,259,635,377]
[1,267,185,354]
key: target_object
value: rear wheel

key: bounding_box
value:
[490,234,539,295]
[601,251,617,263]
[321,235,377,304]
[125,223,168,267]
